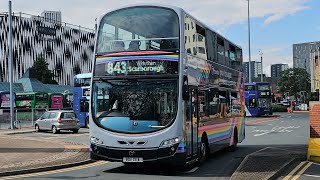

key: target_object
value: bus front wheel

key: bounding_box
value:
[86,117,90,128]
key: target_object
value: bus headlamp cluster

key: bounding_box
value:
[161,137,180,147]
[90,136,104,145]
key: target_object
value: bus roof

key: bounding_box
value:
[16,92,47,95]
[245,82,270,86]
[97,3,242,49]
[74,73,92,79]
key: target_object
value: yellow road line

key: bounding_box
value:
[283,161,306,180]
[0,161,108,180]
[291,162,313,180]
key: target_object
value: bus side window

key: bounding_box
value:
[128,41,140,51]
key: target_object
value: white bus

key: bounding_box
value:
[90,4,245,166]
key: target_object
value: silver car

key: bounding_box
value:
[35,110,80,134]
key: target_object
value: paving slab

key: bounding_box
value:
[230,146,307,180]
[0,135,91,177]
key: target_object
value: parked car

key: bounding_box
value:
[35,110,80,134]
[277,101,290,107]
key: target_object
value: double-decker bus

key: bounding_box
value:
[90,4,245,165]
[244,82,273,117]
[48,93,64,109]
[0,91,16,109]
[63,92,74,110]
[73,73,91,127]
[16,92,49,109]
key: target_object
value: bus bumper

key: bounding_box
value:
[90,143,186,165]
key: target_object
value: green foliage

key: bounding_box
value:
[307,92,319,102]
[30,56,58,84]
[272,105,288,112]
[278,68,310,100]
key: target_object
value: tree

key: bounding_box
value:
[30,56,58,84]
[278,68,310,102]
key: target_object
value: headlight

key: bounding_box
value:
[160,137,180,147]
[90,136,104,145]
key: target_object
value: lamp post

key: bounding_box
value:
[247,0,252,83]
[8,0,14,129]
[259,50,263,82]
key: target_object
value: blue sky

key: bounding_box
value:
[1,0,319,76]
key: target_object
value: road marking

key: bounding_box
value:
[283,161,306,180]
[185,167,199,173]
[303,174,320,178]
[0,161,108,180]
[291,162,313,180]
[253,126,300,137]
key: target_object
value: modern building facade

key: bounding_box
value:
[293,41,320,75]
[0,12,95,85]
[242,61,262,82]
[271,64,289,78]
[41,11,62,24]
[293,41,320,92]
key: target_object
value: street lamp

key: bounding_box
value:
[247,0,252,83]
[259,50,263,82]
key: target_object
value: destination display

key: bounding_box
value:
[94,51,179,76]
[95,59,178,76]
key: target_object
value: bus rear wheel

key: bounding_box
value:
[86,117,90,128]
[229,129,238,152]
[197,141,208,165]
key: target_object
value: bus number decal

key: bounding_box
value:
[106,61,127,75]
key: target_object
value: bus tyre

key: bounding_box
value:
[35,124,40,132]
[86,117,90,128]
[73,129,79,134]
[52,126,59,134]
[198,141,208,165]
[229,130,238,152]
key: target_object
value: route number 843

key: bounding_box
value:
[107,61,127,74]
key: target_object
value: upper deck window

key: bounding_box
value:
[245,85,255,91]
[257,84,270,91]
[97,7,179,53]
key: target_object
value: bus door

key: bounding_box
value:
[186,87,199,157]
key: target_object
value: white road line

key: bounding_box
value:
[185,167,199,173]
[303,174,320,178]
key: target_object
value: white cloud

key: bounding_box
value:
[243,44,292,76]
[0,0,309,29]
[0,0,307,77]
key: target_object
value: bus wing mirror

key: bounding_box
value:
[182,85,189,100]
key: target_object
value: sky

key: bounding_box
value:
[1,0,319,76]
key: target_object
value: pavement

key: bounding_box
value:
[231,112,313,180]
[230,146,307,180]
[0,127,92,177]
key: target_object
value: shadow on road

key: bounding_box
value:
[101,144,306,178]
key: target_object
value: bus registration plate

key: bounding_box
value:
[123,157,143,162]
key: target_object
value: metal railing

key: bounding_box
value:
[0,107,73,129]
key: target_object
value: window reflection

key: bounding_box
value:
[92,80,178,133]
[97,7,179,53]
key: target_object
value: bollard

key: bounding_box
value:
[32,108,34,126]
[307,102,320,163]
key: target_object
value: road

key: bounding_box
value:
[7,112,309,180]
